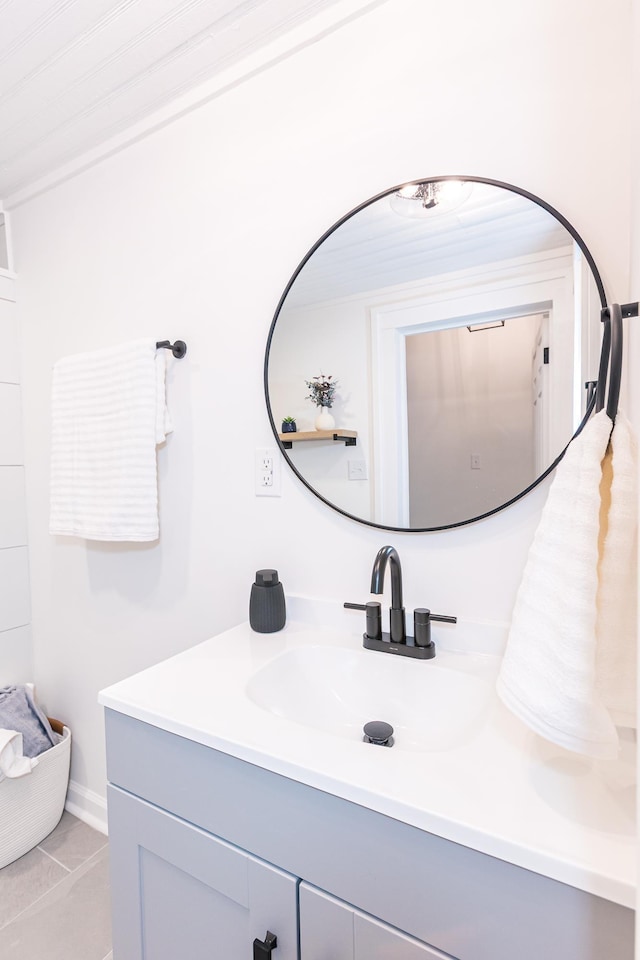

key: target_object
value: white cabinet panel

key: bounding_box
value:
[0,546,30,632]
[0,467,27,547]
[0,383,23,464]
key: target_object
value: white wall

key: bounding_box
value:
[269,295,373,521]
[9,0,634,817]
[0,270,32,686]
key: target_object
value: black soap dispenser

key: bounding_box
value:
[250,569,286,633]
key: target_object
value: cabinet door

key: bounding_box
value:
[108,784,298,960]
[300,883,455,959]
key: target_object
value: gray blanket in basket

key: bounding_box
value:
[0,686,61,758]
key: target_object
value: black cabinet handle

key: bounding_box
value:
[253,930,277,958]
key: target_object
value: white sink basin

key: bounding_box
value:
[246,644,498,752]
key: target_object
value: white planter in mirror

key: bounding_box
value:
[314,406,335,430]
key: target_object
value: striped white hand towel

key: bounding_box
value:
[497,409,637,758]
[50,339,173,541]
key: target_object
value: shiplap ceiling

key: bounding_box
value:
[284,181,573,307]
[0,0,381,204]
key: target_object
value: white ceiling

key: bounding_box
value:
[283,181,573,307]
[0,0,382,205]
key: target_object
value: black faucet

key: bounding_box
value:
[345,545,457,660]
[370,545,406,644]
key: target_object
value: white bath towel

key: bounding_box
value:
[496,409,638,758]
[0,729,38,782]
[50,340,173,541]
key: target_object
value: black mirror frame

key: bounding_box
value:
[264,175,607,532]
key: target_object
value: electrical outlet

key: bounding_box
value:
[471,454,481,470]
[255,447,281,496]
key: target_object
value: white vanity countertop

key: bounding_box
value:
[99,599,636,908]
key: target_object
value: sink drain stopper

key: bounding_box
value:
[363,720,394,747]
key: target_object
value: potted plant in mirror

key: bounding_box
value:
[281,416,297,434]
[305,374,338,430]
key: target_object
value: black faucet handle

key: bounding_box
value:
[413,608,457,648]
[431,613,457,624]
[345,601,382,641]
[414,608,432,648]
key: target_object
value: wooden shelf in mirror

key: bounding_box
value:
[278,429,357,449]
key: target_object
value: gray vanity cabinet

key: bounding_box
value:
[299,883,449,959]
[104,709,633,960]
[107,785,299,960]
[108,782,450,960]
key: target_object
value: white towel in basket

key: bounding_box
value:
[0,729,38,782]
[50,339,173,541]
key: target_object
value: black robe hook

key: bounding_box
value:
[595,304,622,422]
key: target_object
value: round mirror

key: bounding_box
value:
[265,177,605,531]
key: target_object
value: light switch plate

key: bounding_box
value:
[348,460,368,480]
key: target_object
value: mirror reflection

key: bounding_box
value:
[266,178,604,530]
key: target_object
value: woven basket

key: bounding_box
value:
[0,718,71,870]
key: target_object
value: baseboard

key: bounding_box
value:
[65,778,108,836]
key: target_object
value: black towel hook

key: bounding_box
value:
[606,304,623,422]
[596,304,625,422]
[156,340,187,359]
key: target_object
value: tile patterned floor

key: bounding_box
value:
[0,811,111,959]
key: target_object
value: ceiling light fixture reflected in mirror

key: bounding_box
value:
[389,179,472,218]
